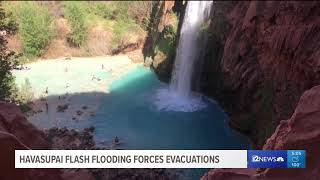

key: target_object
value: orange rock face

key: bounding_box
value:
[0,102,49,149]
[0,102,63,180]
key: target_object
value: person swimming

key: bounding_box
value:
[113,136,120,145]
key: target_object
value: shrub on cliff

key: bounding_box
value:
[64,2,88,47]
[0,7,18,101]
[112,18,144,49]
[6,2,54,57]
[15,78,34,104]
[90,2,115,20]
[86,1,148,49]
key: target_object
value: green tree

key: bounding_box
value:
[14,2,54,57]
[15,78,34,104]
[64,2,88,47]
[0,6,18,101]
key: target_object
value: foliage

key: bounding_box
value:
[0,6,18,101]
[111,18,143,48]
[151,11,178,56]
[9,78,34,113]
[155,25,177,55]
[85,1,149,48]
[64,2,88,47]
[6,2,54,57]
[89,2,115,20]
[16,78,34,104]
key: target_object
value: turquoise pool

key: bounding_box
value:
[24,66,249,179]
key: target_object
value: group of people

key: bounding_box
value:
[15,65,31,71]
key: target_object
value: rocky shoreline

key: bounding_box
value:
[0,101,184,180]
[44,126,182,180]
[44,126,96,150]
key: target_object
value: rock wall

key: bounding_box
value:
[199,1,320,179]
[200,1,320,147]
[142,0,185,82]
[202,85,320,180]
[0,102,63,180]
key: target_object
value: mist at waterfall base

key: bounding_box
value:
[155,1,213,112]
[96,67,248,179]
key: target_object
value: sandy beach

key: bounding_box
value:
[12,55,142,127]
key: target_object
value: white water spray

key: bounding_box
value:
[155,1,213,112]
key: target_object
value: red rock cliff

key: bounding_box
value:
[201,1,320,147]
[202,85,320,180]
[200,1,319,179]
[0,102,63,180]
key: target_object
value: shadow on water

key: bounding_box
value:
[27,66,249,179]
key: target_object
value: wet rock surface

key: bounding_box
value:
[44,126,96,150]
[44,127,181,180]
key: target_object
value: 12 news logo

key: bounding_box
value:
[248,150,305,168]
[251,155,284,163]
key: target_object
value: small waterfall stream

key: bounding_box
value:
[155,1,213,112]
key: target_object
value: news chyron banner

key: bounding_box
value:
[15,150,305,169]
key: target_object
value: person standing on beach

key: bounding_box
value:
[45,87,48,94]
[45,102,48,114]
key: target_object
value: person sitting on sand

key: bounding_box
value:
[92,75,101,81]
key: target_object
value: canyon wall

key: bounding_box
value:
[200,1,319,179]
[200,1,320,147]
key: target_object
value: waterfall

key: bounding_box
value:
[170,1,213,96]
[155,1,213,112]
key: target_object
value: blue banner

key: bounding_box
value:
[247,150,305,168]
